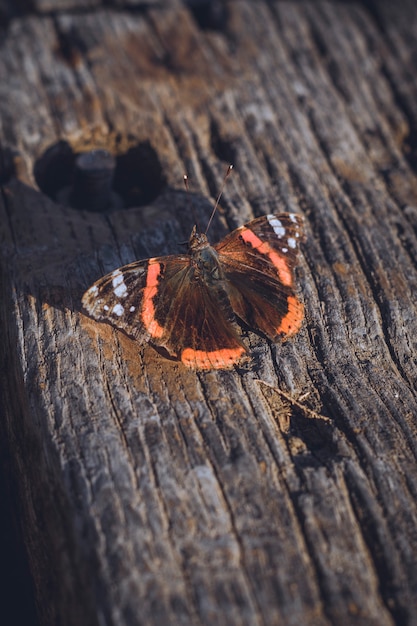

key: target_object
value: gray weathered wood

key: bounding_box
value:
[1,2,417,625]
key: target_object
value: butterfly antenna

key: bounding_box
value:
[205,164,233,235]
[184,173,201,232]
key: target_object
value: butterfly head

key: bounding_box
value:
[188,225,209,252]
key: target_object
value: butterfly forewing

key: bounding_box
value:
[82,255,187,342]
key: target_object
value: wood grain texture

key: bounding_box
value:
[1,2,417,625]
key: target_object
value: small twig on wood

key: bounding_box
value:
[256,380,331,423]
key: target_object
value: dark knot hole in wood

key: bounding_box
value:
[34,139,166,211]
[187,0,230,32]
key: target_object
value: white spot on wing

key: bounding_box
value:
[112,303,124,316]
[288,237,296,249]
[129,306,135,312]
[103,305,109,311]
[114,283,127,297]
[90,285,98,293]
[112,270,127,297]
[267,214,286,237]
[289,214,297,223]
[282,247,288,253]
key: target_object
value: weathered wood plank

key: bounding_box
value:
[1,2,417,625]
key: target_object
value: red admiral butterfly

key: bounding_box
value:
[82,208,305,369]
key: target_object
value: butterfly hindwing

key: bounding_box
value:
[155,259,246,368]
[215,213,305,340]
[140,254,246,367]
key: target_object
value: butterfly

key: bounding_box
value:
[82,211,305,369]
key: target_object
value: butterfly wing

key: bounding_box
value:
[81,257,178,342]
[215,213,305,341]
[82,254,246,369]
[160,263,246,369]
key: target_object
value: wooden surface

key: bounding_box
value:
[1,1,417,625]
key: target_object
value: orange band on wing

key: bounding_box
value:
[241,230,292,286]
[142,261,165,338]
[277,296,304,336]
[181,346,246,369]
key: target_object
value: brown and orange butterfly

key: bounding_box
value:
[82,210,305,369]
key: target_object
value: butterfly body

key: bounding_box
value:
[82,213,305,369]
[186,227,223,283]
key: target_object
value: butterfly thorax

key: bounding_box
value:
[188,227,223,284]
